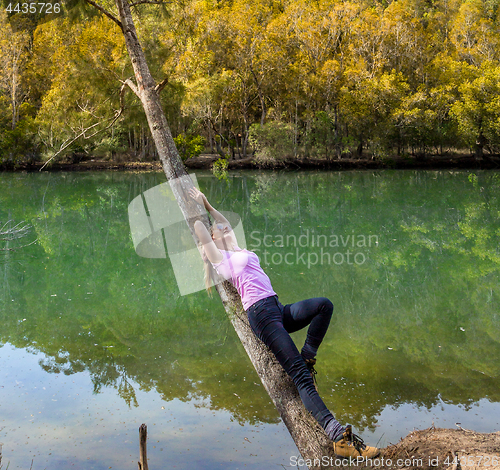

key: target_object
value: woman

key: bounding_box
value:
[189,187,379,459]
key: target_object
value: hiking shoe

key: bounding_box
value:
[333,425,380,459]
[304,358,318,391]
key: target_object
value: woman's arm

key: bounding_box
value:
[193,220,223,264]
[189,187,230,226]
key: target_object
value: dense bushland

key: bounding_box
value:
[1,0,500,166]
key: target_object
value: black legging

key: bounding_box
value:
[247,295,340,432]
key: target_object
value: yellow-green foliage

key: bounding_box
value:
[2,0,500,163]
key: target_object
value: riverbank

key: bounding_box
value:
[184,153,500,171]
[5,153,500,172]
[374,426,500,470]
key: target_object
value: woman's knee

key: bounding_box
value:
[319,297,334,316]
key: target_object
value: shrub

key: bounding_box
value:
[248,121,296,165]
[212,157,228,181]
[0,118,40,168]
[174,133,206,161]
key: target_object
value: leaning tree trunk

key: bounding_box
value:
[112,0,336,466]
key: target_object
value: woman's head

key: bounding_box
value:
[211,223,232,242]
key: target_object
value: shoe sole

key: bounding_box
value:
[333,451,381,461]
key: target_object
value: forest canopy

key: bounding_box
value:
[1,0,500,167]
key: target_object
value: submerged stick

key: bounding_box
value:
[138,424,148,470]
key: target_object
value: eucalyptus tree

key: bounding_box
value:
[0,10,30,130]
[451,62,500,157]
[42,0,338,465]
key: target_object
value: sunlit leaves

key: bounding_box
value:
[450,0,500,65]
[3,0,500,163]
[450,62,500,151]
[32,16,128,156]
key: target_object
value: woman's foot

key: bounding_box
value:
[333,425,380,459]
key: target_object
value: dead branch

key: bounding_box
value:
[130,0,171,6]
[123,78,139,97]
[0,220,36,251]
[0,240,38,251]
[39,92,127,171]
[0,220,31,241]
[39,122,100,170]
[455,423,475,433]
[155,77,169,94]
[84,0,123,29]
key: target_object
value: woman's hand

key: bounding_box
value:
[188,187,206,206]
[188,187,231,230]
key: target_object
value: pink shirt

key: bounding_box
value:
[212,249,277,311]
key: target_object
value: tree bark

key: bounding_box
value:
[108,0,336,467]
[250,65,267,127]
[475,130,487,161]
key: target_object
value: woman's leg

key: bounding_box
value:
[282,297,333,360]
[247,296,343,441]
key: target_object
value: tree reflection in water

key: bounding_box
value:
[0,170,499,435]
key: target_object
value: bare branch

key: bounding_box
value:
[119,83,128,108]
[130,0,170,6]
[39,84,130,171]
[124,78,139,97]
[155,77,169,94]
[84,0,123,29]
[0,220,37,252]
[0,239,38,252]
[0,220,31,240]
[39,123,101,171]
[77,101,102,120]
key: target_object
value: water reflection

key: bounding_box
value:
[0,344,296,470]
[0,170,499,466]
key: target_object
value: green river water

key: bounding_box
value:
[0,169,499,469]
